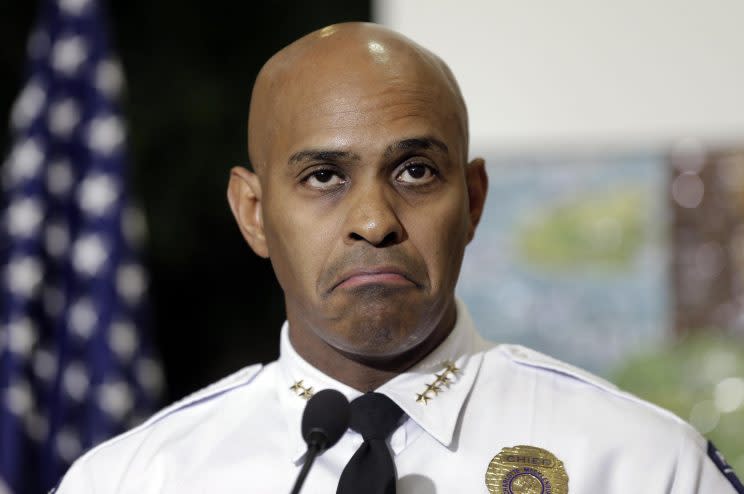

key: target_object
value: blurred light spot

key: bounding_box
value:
[33,347,58,382]
[60,0,91,16]
[63,361,90,401]
[714,377,744,413]
[672,172,704,209]
[6,256,43,297]
[56,427,82,462]
[7,198,44,237]
[48,98,81,138]
[52,35,88,76]
[6,138,44,185]
[122,205,147,248]
[137,358,165,397]
[10,83,46,130]
[671,138,706,172]
[108,320,138,361]
[72,234,108,276]
[4,380,33,416]
[95,59,124,97]
[47,159,74,197]
[87,115,125,155]
[117,263,147,304]
[77,173,119,216]
[7,317,37,356]
[689,400,720,434]
[45,221,69,258]
[97,381,134,420]
[68,297,98,338]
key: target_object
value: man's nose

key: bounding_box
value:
[345,182,404,247]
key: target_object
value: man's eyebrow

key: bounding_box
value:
[383,137,449,158]
[288,149,361,165]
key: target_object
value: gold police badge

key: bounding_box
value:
[485,445,569,494]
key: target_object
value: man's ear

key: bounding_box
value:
[465,158,488,243]
[227,166,269,258]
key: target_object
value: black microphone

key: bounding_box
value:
[289,389,350,494]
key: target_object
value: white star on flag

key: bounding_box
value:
[48,99,81,138]
[72,234,108,276]
[59,0,92,15]
[7,198,44,237]
[10,82,46,130]
[77,173,119,216]
[87,115,125,155]
[51,35,88,76]
[6,138,45,184]
[6,257,43,297]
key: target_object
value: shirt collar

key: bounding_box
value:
[276,298,489,462]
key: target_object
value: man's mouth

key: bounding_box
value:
[333,266,417,290]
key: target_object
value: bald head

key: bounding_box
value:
[247,22,469,174]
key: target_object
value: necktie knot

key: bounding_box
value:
[349,392,404,441]
[337,392,405,494]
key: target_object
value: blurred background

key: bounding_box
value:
[1,0,743,491]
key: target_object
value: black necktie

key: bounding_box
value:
[336,392,405,494]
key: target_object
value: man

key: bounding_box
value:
[56,22,742,493]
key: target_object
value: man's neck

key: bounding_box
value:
[287,302,457,392]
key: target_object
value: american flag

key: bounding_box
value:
[0,0,164,492]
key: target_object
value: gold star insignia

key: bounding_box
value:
[300,387,314,400]
[425,383,442,395]
[435,373,452,385]
[415,360,463,404]
[289,380,304,392]
[445,361,460,375]
[416,392,431,404]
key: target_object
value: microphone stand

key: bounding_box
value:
[290,432,325,494]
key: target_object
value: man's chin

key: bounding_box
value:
[324,301,429,359]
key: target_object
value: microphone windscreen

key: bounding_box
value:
[301,389,350,450]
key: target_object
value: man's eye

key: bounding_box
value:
[304,169,346,189]
[396,164,436,184]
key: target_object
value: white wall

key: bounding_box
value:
[374,0,744,154]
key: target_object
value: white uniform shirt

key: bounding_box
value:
[56,300,742,493]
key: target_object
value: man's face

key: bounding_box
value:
[253,49,479,361]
